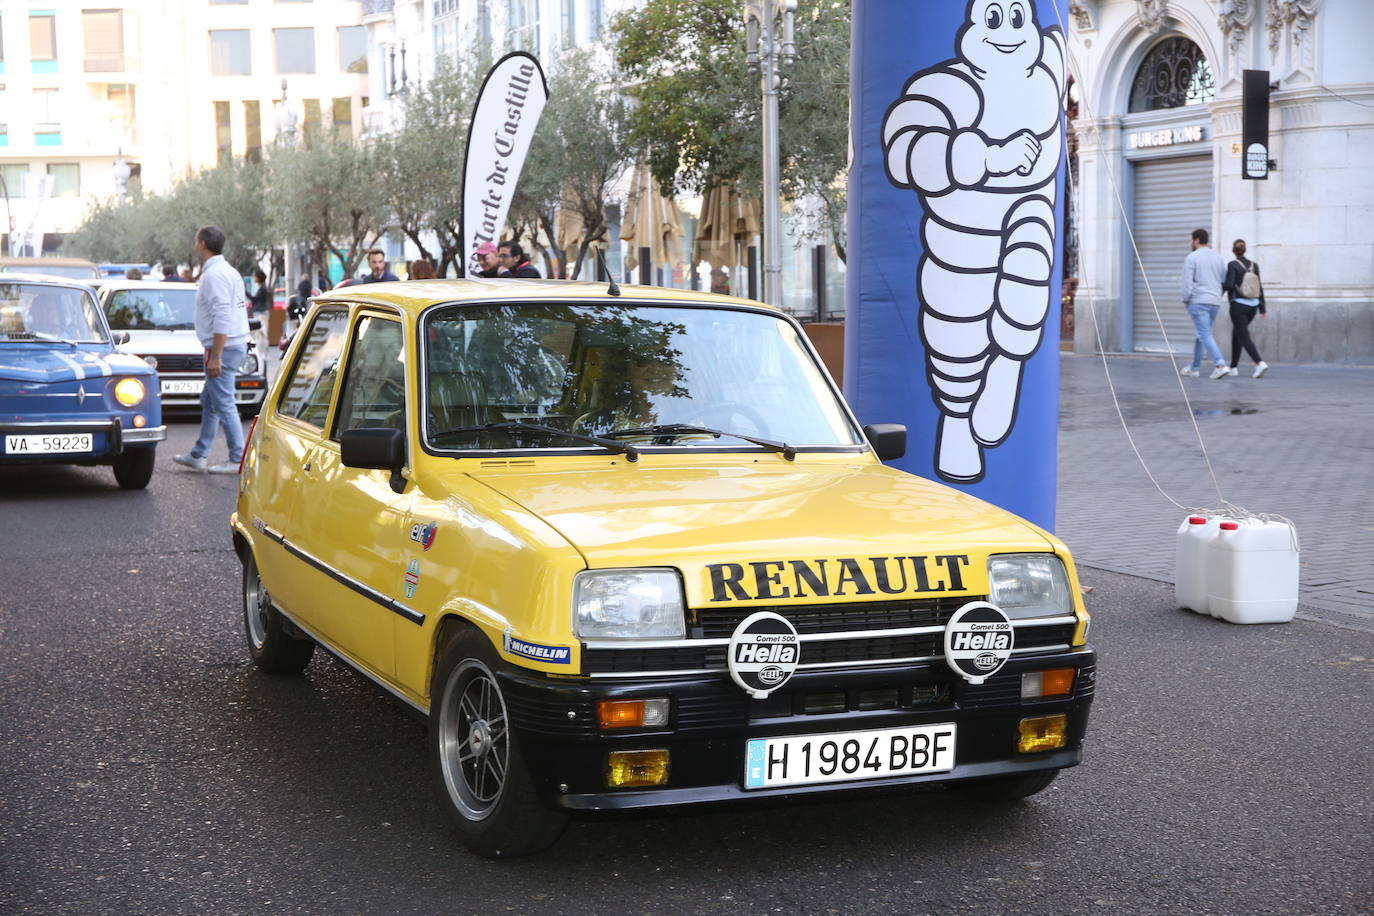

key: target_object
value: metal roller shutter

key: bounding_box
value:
[1129,155,1213,353]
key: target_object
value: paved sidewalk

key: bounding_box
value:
[1055,353,1374,633]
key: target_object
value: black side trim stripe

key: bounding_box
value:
[258,522,425,626]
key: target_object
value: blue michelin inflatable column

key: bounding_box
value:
[845,0,1068,531]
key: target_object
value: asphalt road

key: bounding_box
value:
[1,421,1371,916]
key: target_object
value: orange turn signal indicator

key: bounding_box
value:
[597,698,669,729]
[1021,667,1076,699]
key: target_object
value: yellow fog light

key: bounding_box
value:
[1021,667,1076,699]
[114,377,145,407]
[133,414,146,428]
[606,749,670,788]
[1018,714,1067,753]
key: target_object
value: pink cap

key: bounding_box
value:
[475,242,498,255]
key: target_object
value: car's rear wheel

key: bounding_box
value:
[431,626,567,858]
[242,551,314,674]
[952,768,1059,802]
[112,447,155,490]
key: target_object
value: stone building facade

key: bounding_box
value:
[1069,0,1373,363]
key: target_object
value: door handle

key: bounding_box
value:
[303,460,312,472]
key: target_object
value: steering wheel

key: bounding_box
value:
[691,401,770,438]
[571,407,631,438]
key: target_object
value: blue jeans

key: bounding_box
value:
[1187,302,1224,370]
[192,345,245,462]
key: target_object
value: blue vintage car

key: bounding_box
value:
[0,274,166,489]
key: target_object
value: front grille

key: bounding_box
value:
[152,354,204,373]
[695,596,969,636]
[584,599,1077,676]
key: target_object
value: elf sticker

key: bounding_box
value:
[944,601,1014,684]
[728,611,800,699]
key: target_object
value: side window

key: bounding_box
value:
[277,308,349,428]
[331,316,406,440]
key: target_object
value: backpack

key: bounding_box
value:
[1237,260,1262,299]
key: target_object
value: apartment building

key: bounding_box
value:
[0,0,369,254]
[359,0,619,135]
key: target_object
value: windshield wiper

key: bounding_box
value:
[600,423,796,460]
[429,420,640,462]
[30,332,80,348]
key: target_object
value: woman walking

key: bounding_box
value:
[1224,239,1269,378]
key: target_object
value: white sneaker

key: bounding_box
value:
[1253,361,1269,378]
[1179,366,1200,377]
[173,453,207,472]
[1227,367,1240,377]
[1209,365,1232,380]
[207,461,240,475]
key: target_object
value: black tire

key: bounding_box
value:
[430,626,568,858]
[952,768,1059,803]
[242,551,315,674]
[112,447,156,490]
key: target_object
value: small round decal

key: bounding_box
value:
[728,611,800,699]
[944,601,1014,685]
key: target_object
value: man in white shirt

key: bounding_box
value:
[175,226,250,474]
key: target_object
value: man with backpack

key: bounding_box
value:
[1223,238,1268,378]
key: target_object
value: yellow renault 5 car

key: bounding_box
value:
[230,278,1095,857]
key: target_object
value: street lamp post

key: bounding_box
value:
[744,0,795,308]
[275,80,301,304]
[112,150,131,203]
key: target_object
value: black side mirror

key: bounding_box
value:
[863,423,906,462]
[112,330,130,345]
[248,318,263,331]
[340,427,407,493]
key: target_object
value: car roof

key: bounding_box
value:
[314,278,776,315]
[0,272,100,291]
[98,279,199,291]
[0,256,100,269]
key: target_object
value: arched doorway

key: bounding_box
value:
[1123,36,1217,353]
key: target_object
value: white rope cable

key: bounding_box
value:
[1049,2,1231,515]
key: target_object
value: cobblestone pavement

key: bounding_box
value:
[1055,352,1374,633]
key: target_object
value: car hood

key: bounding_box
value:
[120,329,202,355]
[466,460,1056,607]
[0,345,153,383]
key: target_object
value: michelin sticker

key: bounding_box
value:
[944,601,1014,684]
[728,611,800,699]
[504,629,571,665]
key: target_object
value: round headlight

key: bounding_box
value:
[114,377,146,407]
[143,355,158,369]
[241,353,260,375]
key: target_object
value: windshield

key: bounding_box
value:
[424,303,861,452]
[0,282,110,343]
[106,287,198,330]
[0,264,100,280]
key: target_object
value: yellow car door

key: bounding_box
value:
[248,306,350,622]
[289,310,411,680]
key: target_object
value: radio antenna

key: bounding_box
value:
[595,248,621,297]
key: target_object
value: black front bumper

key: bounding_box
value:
[500,648,1096,812]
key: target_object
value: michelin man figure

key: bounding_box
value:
[882,0,1066,483]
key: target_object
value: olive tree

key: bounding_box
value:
[266,137,383,281]
[613,0,850,259]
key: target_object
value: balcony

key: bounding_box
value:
[362,0,395,17]
[85,50,141,75]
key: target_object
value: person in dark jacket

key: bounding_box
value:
[360,249,399,283]
[1222,238,1268,378]
[249,269,271,315]
[498,241,541,278]
[475,242,502,277]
